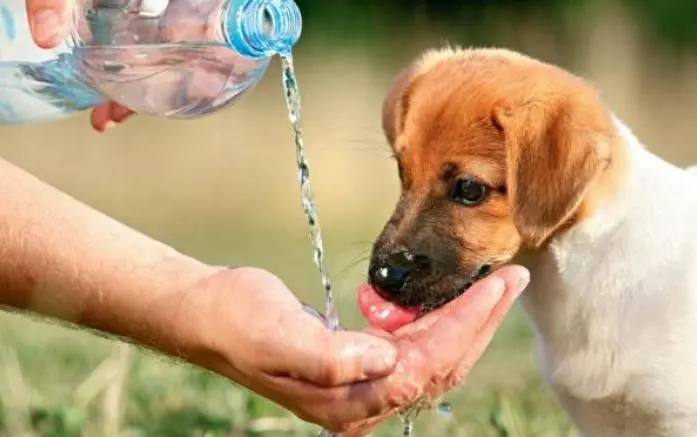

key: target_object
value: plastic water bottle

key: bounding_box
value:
[0,0,301,124]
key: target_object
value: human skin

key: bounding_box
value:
[15,5,531,432]
[25,0,134,131]
[0,154,529,433]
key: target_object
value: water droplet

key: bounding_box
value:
[437,402,453,417]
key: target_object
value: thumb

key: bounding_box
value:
[26,0,70,48]
[446,265,530,387]
[283,327,398,388]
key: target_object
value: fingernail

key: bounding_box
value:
[516,268,531,295]
[32,10,62,45]
[363,344,397,377]
[102,121,116,132]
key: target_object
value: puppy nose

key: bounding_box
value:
[371,249,424,296]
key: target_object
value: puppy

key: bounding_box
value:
[358,46,697,437]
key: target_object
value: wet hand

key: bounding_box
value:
[25,0,134,131]
[175,265,527,435]
[187,267,401,432]
[344,265,530,435]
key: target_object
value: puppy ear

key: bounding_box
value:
[494,96,613,248]
[382,67,415,146]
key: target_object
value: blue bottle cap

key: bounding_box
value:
[225,0,302,59]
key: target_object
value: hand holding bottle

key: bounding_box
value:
[23,0,134,130]
[25,0,68,48]
[4,0,301,127]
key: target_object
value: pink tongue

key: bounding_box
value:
[358,284,421,332]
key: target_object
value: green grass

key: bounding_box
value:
[0,226,577,437]
[3,0,695,432]
[0,50,583,434]
[0,306,576,437]
[0,6,648,430]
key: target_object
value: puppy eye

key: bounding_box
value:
[451,178,489,206]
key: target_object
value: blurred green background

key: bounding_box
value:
[2,0,697,435]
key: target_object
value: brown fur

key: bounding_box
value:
[370,46,627,309]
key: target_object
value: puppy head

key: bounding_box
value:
[369,47,624,311]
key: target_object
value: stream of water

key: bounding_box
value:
[281,54,340,333]
[280,53,440,437]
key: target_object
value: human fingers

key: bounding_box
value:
[268,317,398,387]
[271,267,529,430]
[110,103,134,123]
[255,374,393,433]
[393,266,524,336]
[91,102,135,132]
[26,0,70,48]
[357,273,511,407]
[338,409,398,437]
[437,266,530,393]
[397,273,508,370]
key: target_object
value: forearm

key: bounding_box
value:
[0,156,214,358]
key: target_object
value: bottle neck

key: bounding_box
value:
[223,0,302,59]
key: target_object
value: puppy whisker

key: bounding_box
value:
[334,255,371,283]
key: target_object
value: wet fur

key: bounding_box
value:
[370,46,697,436]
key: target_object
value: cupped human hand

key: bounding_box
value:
[342,265,530,436]
[186,266,402,432]
[184,265,528,436]
[26,0,135,131]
